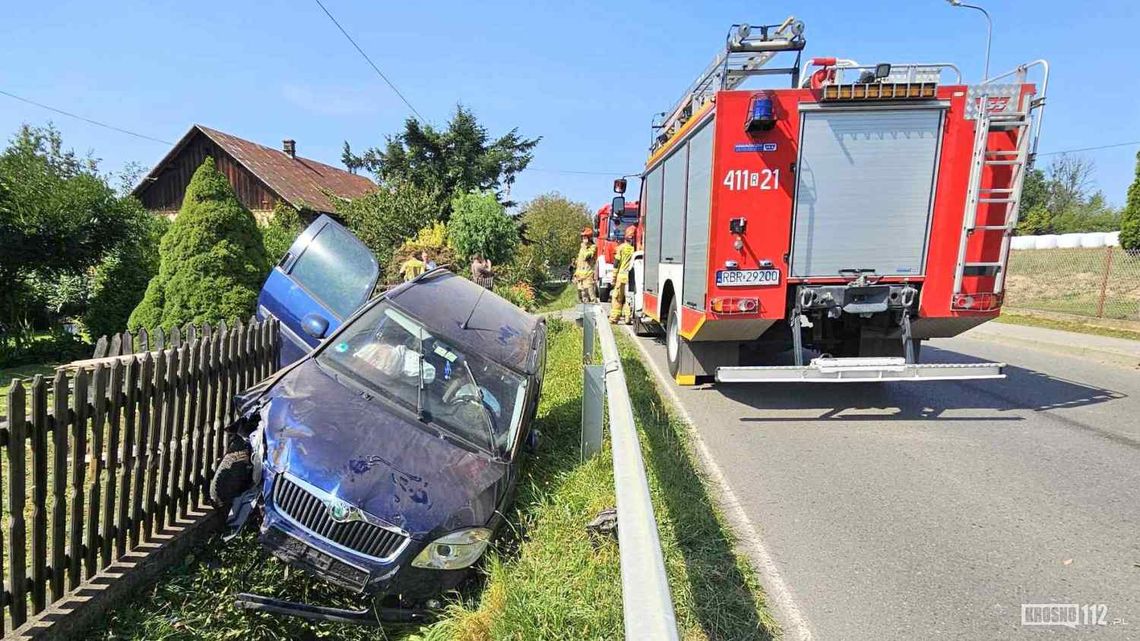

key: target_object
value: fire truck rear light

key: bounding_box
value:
[710,297,759,315]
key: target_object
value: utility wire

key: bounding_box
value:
[311,0,425,122]
[1037,140,1140,157]
[526,167,633,176]
[0,88,173,145]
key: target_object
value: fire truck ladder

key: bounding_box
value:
[651,17,806,152]
[951,61,1050,311]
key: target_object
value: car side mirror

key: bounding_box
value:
[611,196,625,216]
[301,313,330,339]
[525,429,541,454]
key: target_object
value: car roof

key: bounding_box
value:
[386,269,541,373]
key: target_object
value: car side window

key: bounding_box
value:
[289,224,376,319]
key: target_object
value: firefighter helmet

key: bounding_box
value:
[624,225,637,240]
[581,227,594,238]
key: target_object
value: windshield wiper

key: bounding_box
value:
[461,359,497,454]
[416,329,428,422]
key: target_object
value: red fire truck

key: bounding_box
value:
[593,199,641,301]
[619,16,1049,384]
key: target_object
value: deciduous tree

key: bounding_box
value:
[520,193,593,272]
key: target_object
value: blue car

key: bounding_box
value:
[212,216,547,622]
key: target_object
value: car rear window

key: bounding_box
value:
[289,224,376,319]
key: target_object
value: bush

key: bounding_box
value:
[448,190,518,265]
[85,210,168,338]
[1121,152,1140,251]
[497,242,548,290]
[128,157,268,330]
[261,202,305,263]
[494,281,537,311]
[338,179,440,278]
[385,221,456,283]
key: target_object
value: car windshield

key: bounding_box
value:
[315,301,527,457]
[610,212,639,240]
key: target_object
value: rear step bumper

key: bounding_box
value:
[715,357,1005,383]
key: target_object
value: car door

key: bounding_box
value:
[257,215,379,366]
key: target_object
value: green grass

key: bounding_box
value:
[0,362,58,417]
[995,312,1140,342]
[1004,247,1140,321]
[84,319,771,640]
[534,282,579,314]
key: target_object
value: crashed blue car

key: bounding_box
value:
[211,216,547,622]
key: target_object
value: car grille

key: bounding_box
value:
[272,475,407,560]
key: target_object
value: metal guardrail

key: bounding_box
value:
[583,305,680,641]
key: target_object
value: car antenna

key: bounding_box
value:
[461,286,487,330]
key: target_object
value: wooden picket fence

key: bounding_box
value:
[0,317,278,634]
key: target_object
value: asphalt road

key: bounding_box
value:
[628,328,1140,640]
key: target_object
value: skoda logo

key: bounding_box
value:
[325,498,354,523]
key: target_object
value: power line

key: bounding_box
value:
[0,88,172,145]
[1037,140,1140,157]
[311,0,425,122]
[526,167,633,176]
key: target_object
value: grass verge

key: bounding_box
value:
[84,318,771,640]
[534,281,578,314]
[995,312,1140,342]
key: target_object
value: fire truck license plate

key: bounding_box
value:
[716,269,781,287]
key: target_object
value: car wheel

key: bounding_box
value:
[666,298,681,378]
[210,450,253,507]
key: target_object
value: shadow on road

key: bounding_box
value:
[693,345,1126,423]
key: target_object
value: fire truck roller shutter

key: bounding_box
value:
[660,144,688,266]
[643,164,664,299]
[682,120,714,311]
[790,108,944,278]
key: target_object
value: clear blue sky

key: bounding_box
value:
[3,0,1137,210]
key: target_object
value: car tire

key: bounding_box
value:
[210,449,253,507]
[666,298,682,378]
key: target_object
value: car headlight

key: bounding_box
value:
[411,528,492,570]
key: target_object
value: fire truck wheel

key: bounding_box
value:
[666,299,682,377]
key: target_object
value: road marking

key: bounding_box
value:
[625,328,815,641]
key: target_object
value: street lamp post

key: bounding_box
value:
[946,0,992,81]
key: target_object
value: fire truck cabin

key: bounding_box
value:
[626,17,1048,384]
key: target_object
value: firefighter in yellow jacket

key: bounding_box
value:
[609,225,637,324]
[573,228,598,303]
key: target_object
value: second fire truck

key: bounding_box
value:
[617,15,1049,384]
[593,199,641,301]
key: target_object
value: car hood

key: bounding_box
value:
[258,360,508,541]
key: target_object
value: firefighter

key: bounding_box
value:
[573,228,598,303]
[399,251,427,282]
[609,225,637,324]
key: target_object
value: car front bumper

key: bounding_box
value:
[259,494,470,599]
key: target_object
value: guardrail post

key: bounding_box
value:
[581,364,604,460]
[581,303,595,362]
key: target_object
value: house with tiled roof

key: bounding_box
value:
[132,124,374,220]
